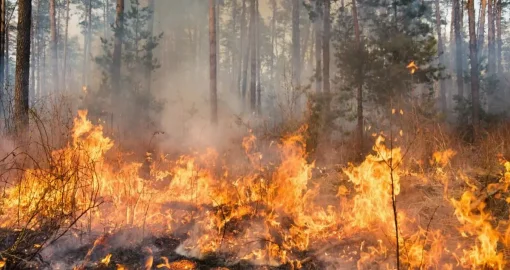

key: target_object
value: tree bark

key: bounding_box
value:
[477,0,486,53]
[249,0,256,112]
[0,0,5,89]
[83,0,92,87]
[467,0,480,139]
[352,0,363,157]
[453,0,464,99]
[104,0,109,38]
[30,0,36,102]
[301,22,310,74]
[240,0,249,101]
[435,0,446,113]
[230,0,238,94]
[3,0,7,87]
[488,0,495,75]
[314,1,322,93]
[496,0,502,74]
[323,0,330,112]
[63,0,70,92]
[14,0,32,134]
[487,0,497,113]
[255,0,261,114]
[145,0,155,93]
[291,0,300,87]
[209,0,218,124]
[50,0,59,92]
[111,0,124,98]
[270,0,276,92]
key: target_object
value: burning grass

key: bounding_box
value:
[1,110,510,269]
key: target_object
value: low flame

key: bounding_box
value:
[407,61,418,74]
[2,110,510,268]
[101,254,112,266]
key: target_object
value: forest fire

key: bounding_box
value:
[0,110,508,269]
[0,0,508,267]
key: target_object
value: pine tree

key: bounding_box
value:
[14,0,32,134]
[210,0,218,123]
[467,0,480,139]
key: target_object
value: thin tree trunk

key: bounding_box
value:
[50,0,58,92]
[496,0,502,74]
[104,0,108,38]
[240,0,248,101]
[487,0,497,113]
[352,0,363,156]
[323,0,330,111]
[145,0,155,93]
[29,0,36,101]
[209,0,218,124]
[467,0,480,139]
[314,1,322,93]
[111,0,124,98]
[300,22,310,74]
[36,15,41,97]
[63,0,70,92]
[85,0,92,86]
[291,0,300,87]
[488,0,495,75]
[14,0,32,134]
[230,0,238,94]
[477,0,486,53]
[0,0,5,89]
[249,0,256,112]
[436,0,446,113]
[453,0,464,99]
[270,0,276,92]
[255,0,261,114]
[4,7,8,87]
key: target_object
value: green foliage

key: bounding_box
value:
[73,0,106,36]
[94,0,164,131]
[332,0,439,127]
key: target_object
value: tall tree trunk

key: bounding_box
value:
[301,22,310,74]
[477,0,486,53]
[314,1,322,93]
[255,0,261,114]
[63,0,70,92]
[240,0,248,101]
[30,0,36,102]
[249,0,256,112]
[291,0,300,87]
[14,0,32,134]
[496,0,502,74]
[104,0,109,38]
[270,0,276,93]
[86,0,92,86]
[352,0,363,157]
[467,0,480,139]
[488,0,495,75]
[230,0,238,94]
[487,0,497,113]
[82,0,92,87]
[111,0,124,98]
[323,0,330,111]
[4,1,8,87]
[50,0,58,92]
[435,0,446,113]
[209,0,218,124]
[36,15,41,97]
[453,0,464,99]
[145,0,155,93]
[0,0,5,89]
